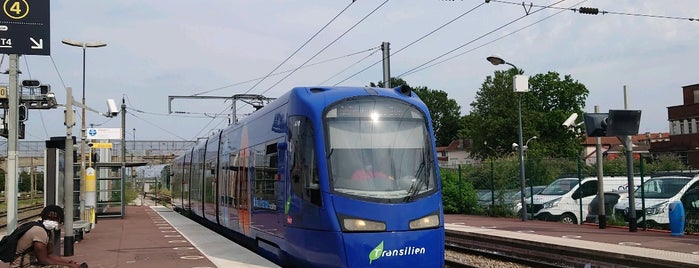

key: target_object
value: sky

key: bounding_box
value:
[4,0,699,142]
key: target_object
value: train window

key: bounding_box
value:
[325,98,437,202]
[289,116,321,206]
[253,141,281,211]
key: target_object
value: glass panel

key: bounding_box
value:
[325,98,436,201]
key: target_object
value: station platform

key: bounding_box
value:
[445,214,699,266]
[65,205,280,268]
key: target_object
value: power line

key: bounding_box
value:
[396,0,567,78]
[333,1,487,85]
[401,0,588,77]
[244,1,358,94]
[490,0,698,21]
[319,47,381,85]
[126,110,190,141]
[259,0,391,96]
[190,47,379,96]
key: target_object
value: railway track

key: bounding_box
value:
[0,204,44,230]
[445,228,693,268]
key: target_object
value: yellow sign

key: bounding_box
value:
[0,86,6,99]
[86,167,96,192]
[91,142,113,149]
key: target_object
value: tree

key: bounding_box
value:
[461,69,588,159]
[371,78,462,147]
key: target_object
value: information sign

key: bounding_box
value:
[0,0,50,55]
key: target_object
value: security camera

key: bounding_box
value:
[512,143,519,150]
[107,99,118,117]
[562,113,578,128]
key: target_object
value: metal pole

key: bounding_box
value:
[79,45,87,220]
[595,105,606,228]
[120,98,126,218]
[381,42,390,88]
[6,54,19,232]
[62,39,107,220]
[623,85,638,232]
[64,87,75,256]
[517,94,526,221]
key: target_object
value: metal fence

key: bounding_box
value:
[0,140,196,158]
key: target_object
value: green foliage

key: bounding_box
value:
[124,182,139,204]
[462,70,588,160]
[644,154,691,174]
[440,168,480,214]
[440,155,692,219]
[607,214,627,227]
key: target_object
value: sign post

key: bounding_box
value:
[0,0,51,234]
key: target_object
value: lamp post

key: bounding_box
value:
[487,55,529,221]
[62,39,107,220]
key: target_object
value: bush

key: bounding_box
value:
[440,169,480,214]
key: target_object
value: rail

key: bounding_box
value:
[445,228,695,268]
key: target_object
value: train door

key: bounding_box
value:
[276,140,288,238]
[238,126,251,236]
[184,147,194,211]
[219,138,231,228]
[286,116,322,229]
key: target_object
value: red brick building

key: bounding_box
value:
[649,84,699,168]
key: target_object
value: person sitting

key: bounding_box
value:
[11,205,87,268]
[351,165,393,181]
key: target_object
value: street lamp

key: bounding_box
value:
[487,54,529,221]
[62,39,107,220]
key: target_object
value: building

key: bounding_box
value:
[582,132,669,165]
[437,139,477,167]
[650,84,699,168]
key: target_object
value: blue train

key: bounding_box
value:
[170,85,444,267]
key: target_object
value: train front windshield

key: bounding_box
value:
[325,97,437,201]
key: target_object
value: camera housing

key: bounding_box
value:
[106,99,118,117]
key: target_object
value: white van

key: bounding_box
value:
[528,176,640,224]
[614,171,699,228]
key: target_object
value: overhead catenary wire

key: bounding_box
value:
[318,47,381,85]
[396,0,567,78]
[126,110,190,141]
[189,47,379,96]
[490,0,698,21]
[332,1,487,85]
[400,0,589,77]
[184,1,391,140]
[243,0,358,94]
[258,0,391,97]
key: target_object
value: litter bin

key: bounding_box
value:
[669,201,685,236]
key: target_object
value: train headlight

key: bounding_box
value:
[340,216,386,232]
[409,214,440,230]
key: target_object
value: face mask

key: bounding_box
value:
[43,220,59,230]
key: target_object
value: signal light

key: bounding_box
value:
[18,104,27,121]
[607,110,641,136]
[583,113,608,137]
[21,80,41,87]
[578,7,599,15]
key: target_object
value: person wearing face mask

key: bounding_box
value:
[11,205,87,268]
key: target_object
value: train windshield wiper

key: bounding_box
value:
[405,159,427,202]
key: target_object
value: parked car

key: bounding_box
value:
[615,172,699,229]
[514,185,546,215]
[681,186,699,231]
[585,190,629,223]
[531,176,639,224]
[479,186,546,215]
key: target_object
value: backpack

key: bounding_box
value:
[0,221,43,262]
